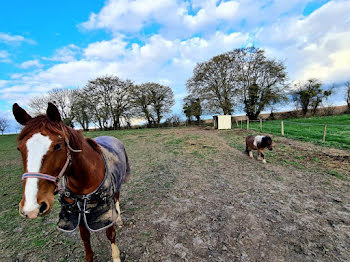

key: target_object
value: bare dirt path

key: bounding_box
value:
[11,127,350,261]
[113,128,350,262]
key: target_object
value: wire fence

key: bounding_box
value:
[233,118,350,150]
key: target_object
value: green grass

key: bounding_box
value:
[236,114,350,150]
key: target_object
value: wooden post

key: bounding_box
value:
[322,124,327,142]
[247,118,249,130]
[235,120,238,127]
[281,121,284,136]
[240,119,242,129]
[260,119,262,132]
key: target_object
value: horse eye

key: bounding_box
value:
[17,147,20,151]
[53,144,62,151]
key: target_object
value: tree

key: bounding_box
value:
[28,95,49,115]
[187,53,237,115]
[234,47,288,120]
[148,83,174,126]
[345,81,350,111]
[292,79,332,116]
[130,83,174,127]
[0,117,9,135]
[71,89,92,131]
[110,79,133,129]
[187,47,288,118]
[183,95,202,124]
[28,88,75,126]
[84,75,132,130]
[48,88,75,126]
[129,84,153,127]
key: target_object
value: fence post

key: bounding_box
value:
[240,119,242,129]
[236,120,238,127]
[260,119,262,132]
[322,124,327,142]
[247,118,249,130]
[281,121,284,136]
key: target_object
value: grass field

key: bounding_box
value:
[1,126,350,261]
[235,114,350,150]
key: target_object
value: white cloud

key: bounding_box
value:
[0,50,10,63]
[81,0,181,33]
[256,0,350,83]
[0,32,35,45]
[84,38,127,60]
[19,59,42,69]
[45,44,80,62]
[0,30,249,106]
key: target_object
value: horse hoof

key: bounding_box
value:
[116,218,123,227]
[262,159,266,164]
[113,257,121,262]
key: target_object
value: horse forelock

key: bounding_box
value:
[18,115,64,141]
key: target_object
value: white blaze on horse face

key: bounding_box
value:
[253,135,264,148]
[23,133,52,213]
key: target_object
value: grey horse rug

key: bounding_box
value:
[57,136,130,232]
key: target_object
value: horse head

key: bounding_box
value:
[13,102,71,219]
[262,136,273,151]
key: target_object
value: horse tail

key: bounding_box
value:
[123,148,131,183]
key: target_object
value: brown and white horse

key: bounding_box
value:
[245,135,273,163]
[13,102,130,262]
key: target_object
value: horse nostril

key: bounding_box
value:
[39,202,48,214]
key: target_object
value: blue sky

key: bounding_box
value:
[1,0,349,130]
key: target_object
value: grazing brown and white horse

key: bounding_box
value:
[13,102,130,262]
[245,135,273,163]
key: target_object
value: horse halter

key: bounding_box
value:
[21,123,82,191]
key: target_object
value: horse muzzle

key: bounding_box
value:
[19,201,51,219]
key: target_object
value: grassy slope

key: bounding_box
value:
[237,114,350,150]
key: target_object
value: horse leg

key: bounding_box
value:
[257,149,262,161]
[115,192,123,227]
[79,223,94,262]
[106,226,121,262]
[257,149,266,163]
[246,146,253,158]
[261,151,266,163]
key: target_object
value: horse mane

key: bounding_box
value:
[18,115,101,153]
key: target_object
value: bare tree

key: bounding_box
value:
[129,84,154,127]
[28,88,75,126]
[0,117,9,135]
[187,47,288,118]
[234,47,288,120]
[48,88,75,126]
[28,96,48,115]
[187,53,237,115]
[84,75,133,130]
[148,83,174,126]
[110,79,133,129]
[71,89,92,131]
[130,83,174,127]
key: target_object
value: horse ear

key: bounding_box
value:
[13,103,32,125]
[46,102,61,123]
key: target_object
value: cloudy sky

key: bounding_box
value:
[1,0,349,127]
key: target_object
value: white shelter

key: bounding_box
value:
[213,115,232,129]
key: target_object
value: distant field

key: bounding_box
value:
[236,114,350,150]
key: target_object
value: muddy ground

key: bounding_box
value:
[2,127,350,261]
